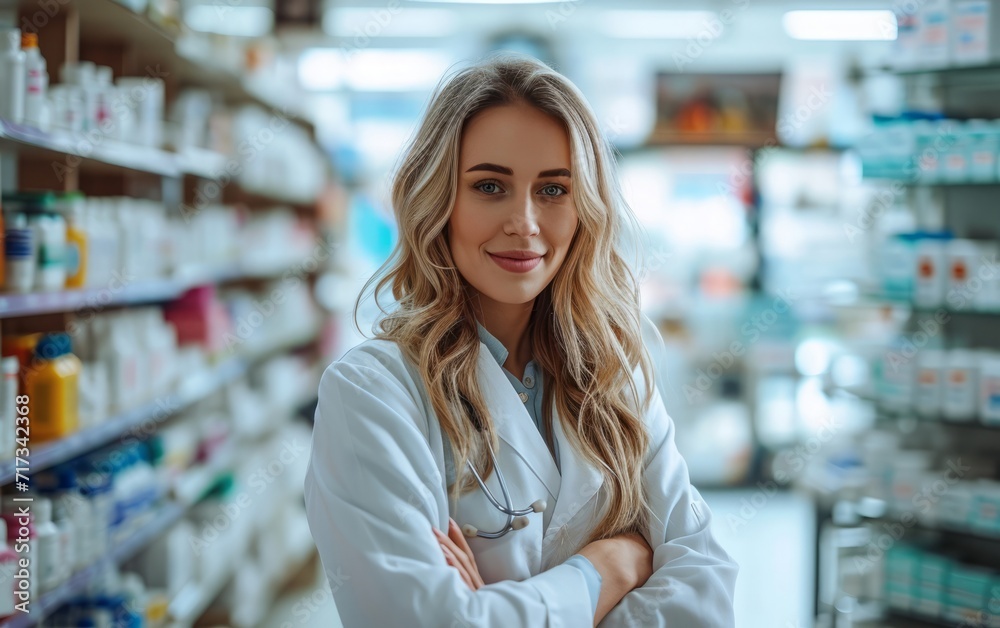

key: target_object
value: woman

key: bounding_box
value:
[303,53,738,627]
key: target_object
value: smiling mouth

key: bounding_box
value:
[488,252,543,273]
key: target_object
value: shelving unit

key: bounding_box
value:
[0,489,184,628]
[815,54,1000,628]
[0,0,337,625]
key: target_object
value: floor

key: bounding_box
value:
[261,488,816,628]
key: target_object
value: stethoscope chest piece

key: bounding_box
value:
[461,440,547,539]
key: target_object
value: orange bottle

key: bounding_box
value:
[25,332,80,443]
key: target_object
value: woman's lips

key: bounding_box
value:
[488,253,542,273]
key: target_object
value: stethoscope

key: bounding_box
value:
[456,307,547,538]
[460,438,548,539]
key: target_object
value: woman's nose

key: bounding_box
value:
[504,193,540,236]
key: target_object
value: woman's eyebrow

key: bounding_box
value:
[465,163,571,178]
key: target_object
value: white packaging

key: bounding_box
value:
[27,211,67,292]
[21,34,48,130]
[942,120,970,182]
[979,351,1000,424]
[33,497,61,593]
[78,361,108,428]
[0,358,17,462]
[920,0,952,68]
[976,240,1000,311]
[48,84,84,133]
[945,238,980,310]
[879,338,916,413]
[115,76,164,148]
[0,520,16,617]
[951,0,1000,66]
[0,29,26,123]
[894,5,923,69]
[967,119,999,182]
[914,237,950,308]
[915,349,946,417]
[943,349,980,421]
[50,499,74,583]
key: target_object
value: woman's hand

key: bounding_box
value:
[434,518,485,591]
[578,531,654,626]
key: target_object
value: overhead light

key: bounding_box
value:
[298,48,346,91]
[298,48,453,92]
[601,10,719,40]
[783,10,897,41]
[184,5,274,37]
[346,50,453,91]
[323,8,459,38]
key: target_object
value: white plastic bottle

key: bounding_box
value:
[21,32,48,130]
[33,497,61,593]
[0,519,17,619]
[0,358,16,462]
[943,349,980,422]
[914,349,945,418]
[979,351,1000,425]
[50,498,74,583]
[0,29,26,123]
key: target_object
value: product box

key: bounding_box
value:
[951,0,1000,66]
[969,481,1000,533]
[894,5,923,68]
[922,0,953,67]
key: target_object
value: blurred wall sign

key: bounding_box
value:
[649,72,782,147]
[275,0,320,25]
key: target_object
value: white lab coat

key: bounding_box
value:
[304,326,738,627]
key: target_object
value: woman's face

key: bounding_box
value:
[448,102,579,307]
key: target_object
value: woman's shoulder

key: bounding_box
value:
[322,336,427,404]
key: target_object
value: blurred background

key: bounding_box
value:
[1,0,999,626]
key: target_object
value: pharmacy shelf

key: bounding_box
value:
[0,117,182,177]
[863,507,1000,544]
[0,260,311,318]
[0,492,185,628]
[72,0,315,135]
[0,322,321,487]
[874,410,1000,433]
[0,357,247,486]
[887,60,1000,76]
[884,609,951,627]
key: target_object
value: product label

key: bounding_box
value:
[953,1,991,63]
[64,242,80,276]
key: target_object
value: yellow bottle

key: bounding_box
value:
[25,332,80,443]
[58,193,87,289]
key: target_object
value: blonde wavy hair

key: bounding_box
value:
[357,52,657,546]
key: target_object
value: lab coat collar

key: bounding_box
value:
[474,342,604,540]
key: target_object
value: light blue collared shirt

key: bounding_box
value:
[476,322,602,617]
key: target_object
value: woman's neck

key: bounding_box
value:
[474,299,534,380]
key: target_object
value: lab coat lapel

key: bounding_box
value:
[475,345,561,499]
[544,405,604,545]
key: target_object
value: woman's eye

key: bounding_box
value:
[540,184,567,197]
[475,181,502,195]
